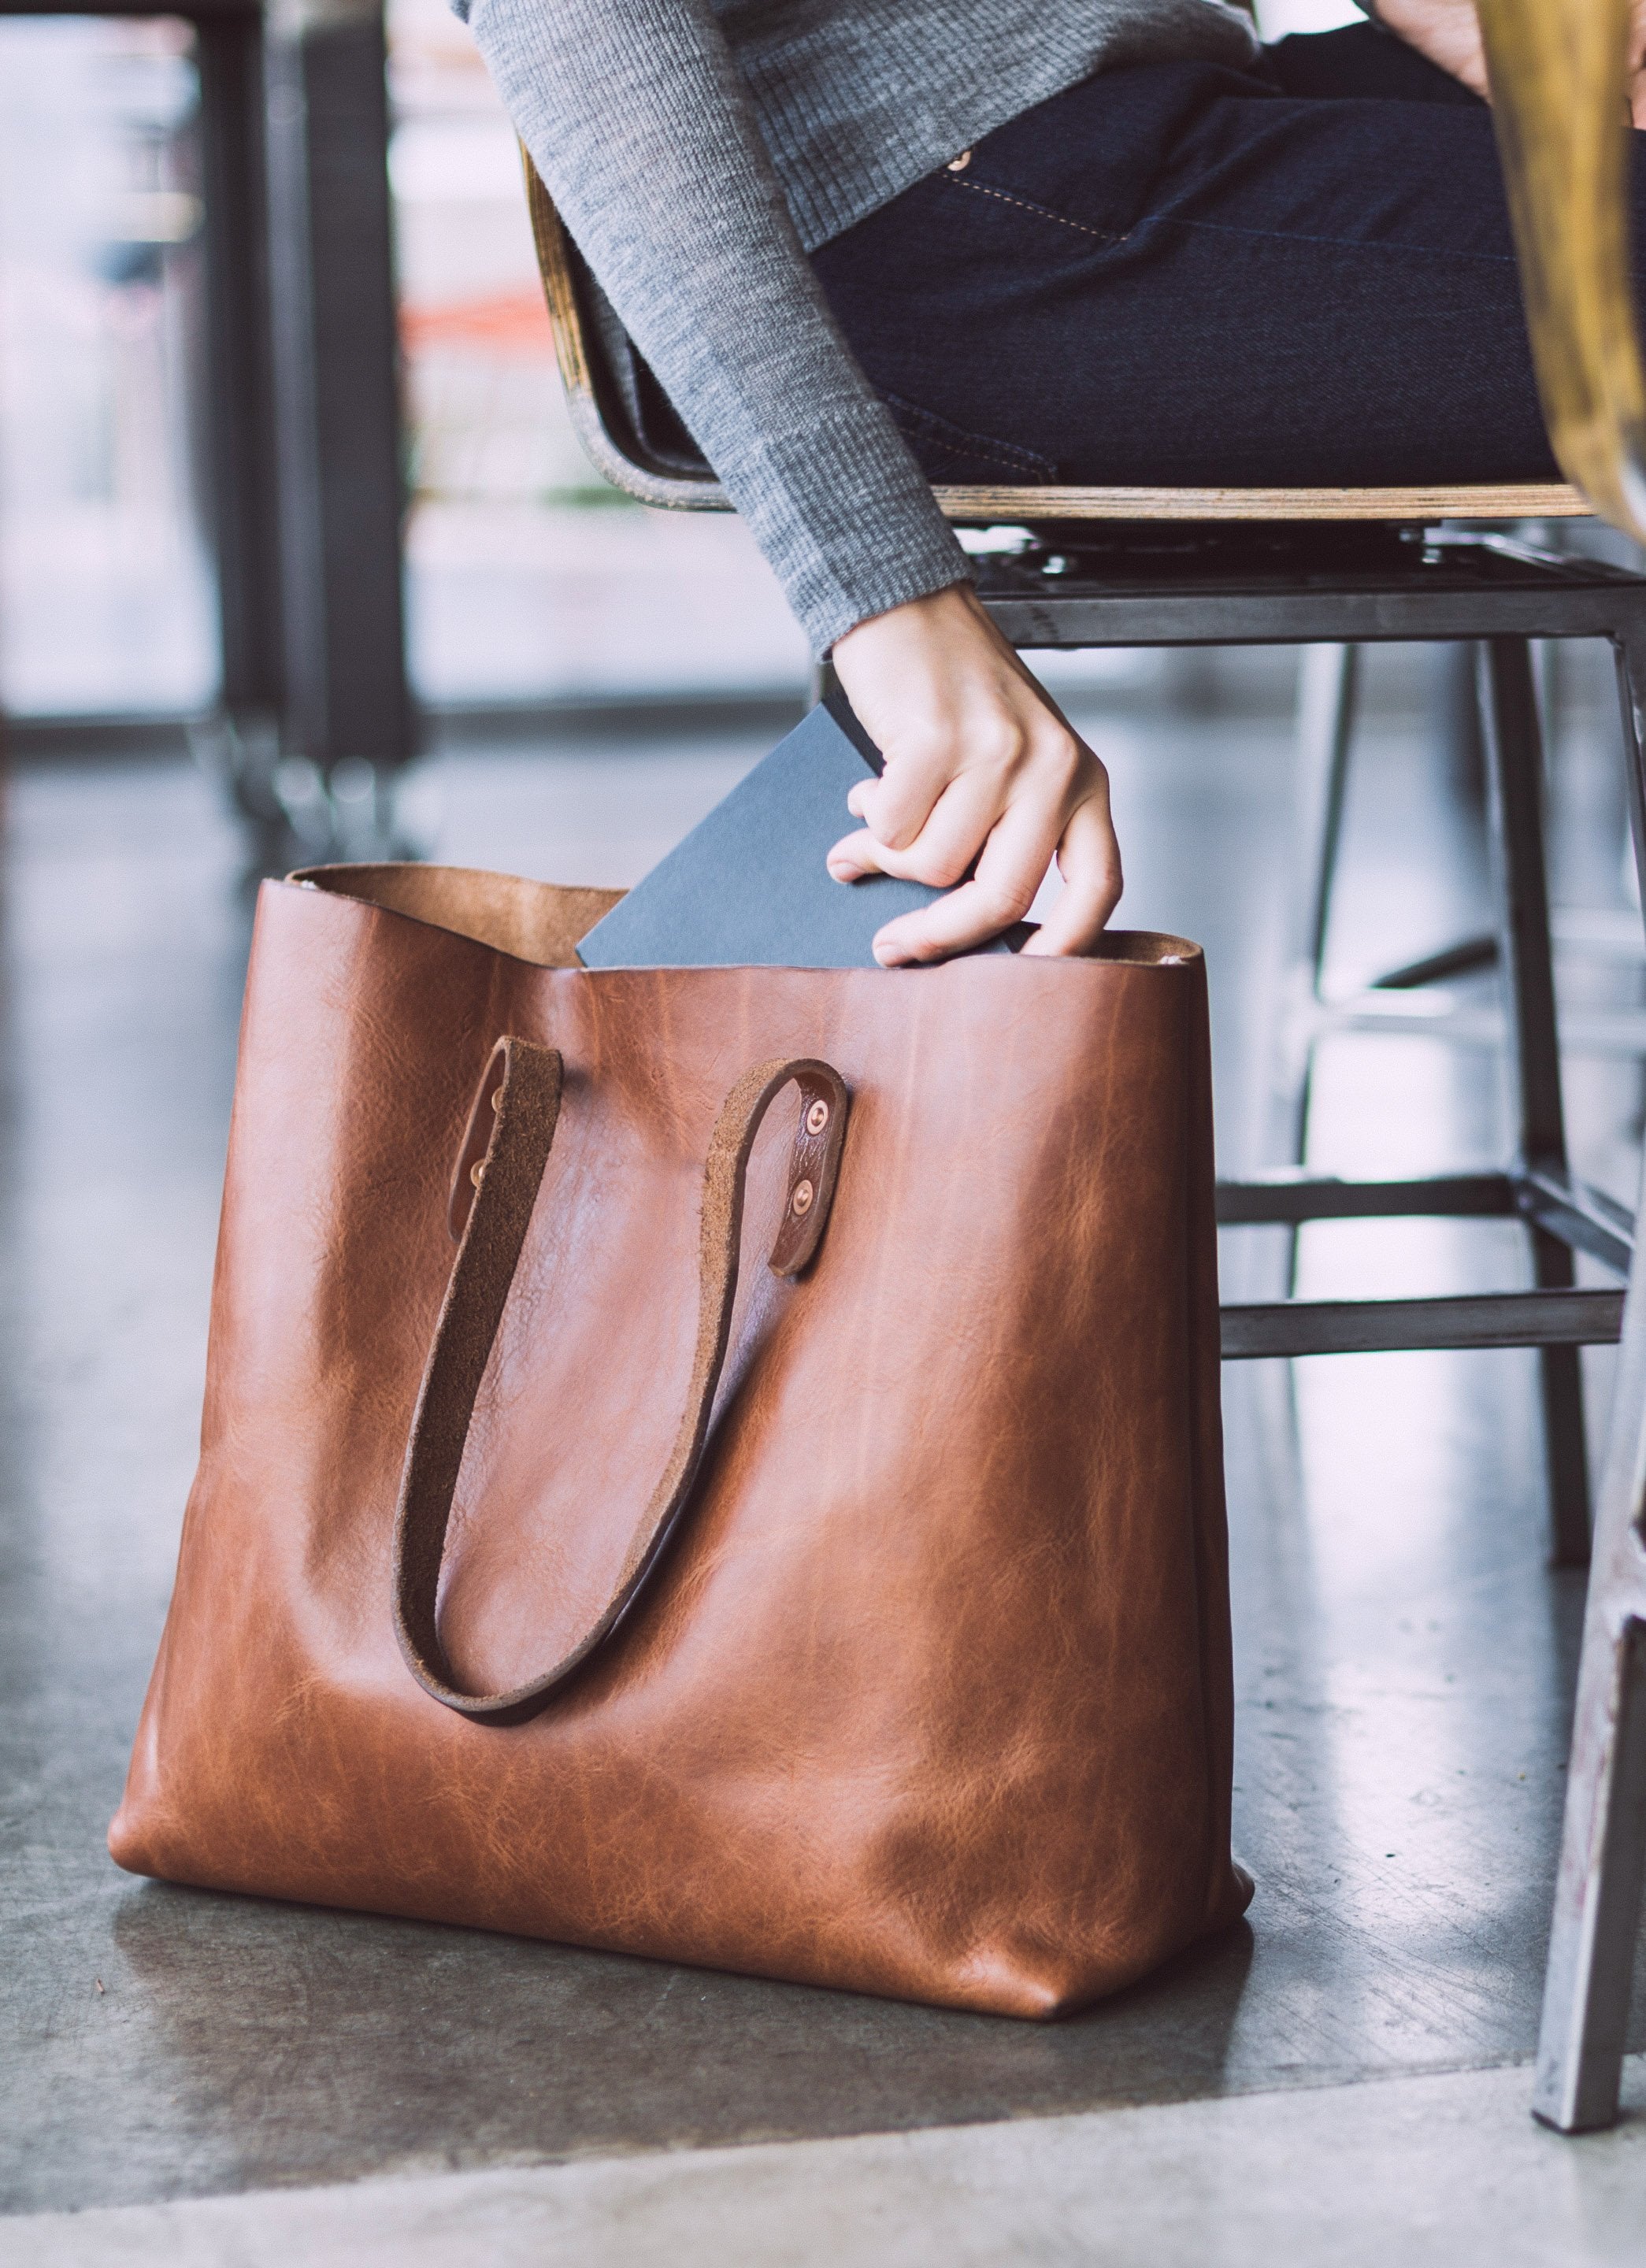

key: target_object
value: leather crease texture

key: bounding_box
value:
[109,864,1251,2018]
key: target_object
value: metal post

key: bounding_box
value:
[196,8,284,724]
[1611,627,1646,897]
[1279,643,1360,1293]
[1295,644,1361,997]
[1442,636,1487,809]
[263,0,410,803]
[1535,613,1646,2130]
[1480,636,1592,1566]
[1533,1221,1646,2129]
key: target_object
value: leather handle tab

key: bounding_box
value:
[394,1051,851,1723]
[447,1041,515,1243]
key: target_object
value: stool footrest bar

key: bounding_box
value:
[1215,1169,1636,1275]
[1220,1288,1625,1359]
[1215,1171,1516,1225]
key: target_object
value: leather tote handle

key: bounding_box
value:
[393,1037,851,1723]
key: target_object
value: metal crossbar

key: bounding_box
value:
[1214,1166,1634,1275]
[962,525,1646,1577]
[1222,1290,1625,1359]
[1214,1167,1633,1355]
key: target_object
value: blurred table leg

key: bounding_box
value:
[197,5,285,734]
[263,0,410,811]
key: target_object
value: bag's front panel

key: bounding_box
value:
[590,960,1227,2010]
[112,884,1242,2017]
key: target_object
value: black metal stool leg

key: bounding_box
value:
[192,13,295,860]
[1534,613,1646,2130]
[264,0,411,807]
[1294,644,1361,1010]
[1277,644,1359,1293]
[1370,643,1499,991]
[1533,1217,1646,2130]
[1612,624,1646,899]
[197,13,284,732]
[1481,637,1592,1567]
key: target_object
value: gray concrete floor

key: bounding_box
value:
[5,647,1646,2244]
[8,2055,1646,2266]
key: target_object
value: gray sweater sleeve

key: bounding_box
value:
[464,0,973,653]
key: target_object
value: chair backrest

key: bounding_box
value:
[524,159,725,510]
[1479,0,1646,541]
[521,122,1588,528]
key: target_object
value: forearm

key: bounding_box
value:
[465,0,969,650]
[1350,0,1490,95]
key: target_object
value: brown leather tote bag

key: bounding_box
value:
[110,862,1251,2017]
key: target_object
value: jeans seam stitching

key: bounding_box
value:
[1159,212,1521,267]
[1167,212,1646,283]
[932,446,1052,475]
[883,389,1058,478]
[952,181,1536,272]
[947,175,1126,246]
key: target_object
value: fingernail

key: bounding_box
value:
[873,939,910,968]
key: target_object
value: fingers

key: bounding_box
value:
[1020,793,1124,957]
[846,738,949,852]
[825,584,1123,961]
[831,584,1037,854]
[832,707,1084,896]
[865,791,1067,966]
[827,825,910,885]
[851,729,977,851]
[847,704,1044,854]
[832,769,1121,965]
[828,770,1006,890]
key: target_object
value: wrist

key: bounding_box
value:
[832,577,979,659]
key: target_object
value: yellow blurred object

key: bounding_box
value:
[1480,0,1646,536]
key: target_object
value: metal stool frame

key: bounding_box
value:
[525,161,1633,1561]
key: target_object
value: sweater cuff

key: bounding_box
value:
[795,524,976,658]
[719,397,975,653]
[813,550,976,657]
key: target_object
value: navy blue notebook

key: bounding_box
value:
[576,691,1021,969]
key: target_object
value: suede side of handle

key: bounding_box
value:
[394,1038,851,1722]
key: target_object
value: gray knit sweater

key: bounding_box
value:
[458,0,1259,650]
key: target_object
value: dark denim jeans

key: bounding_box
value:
[810,24,1635,489]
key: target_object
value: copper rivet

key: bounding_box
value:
[947,149,972,172]
[470,1161,485,1188]
[805,1099,830,1135]
[791,1178,814,1217]
[490,1088,503,1112]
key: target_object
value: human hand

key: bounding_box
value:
[1370,0,1646,126]
[825,581,1121,965]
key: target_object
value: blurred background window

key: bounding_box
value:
[0,14,213,717]
[0,0,1359,730]
[386,0,810,708]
